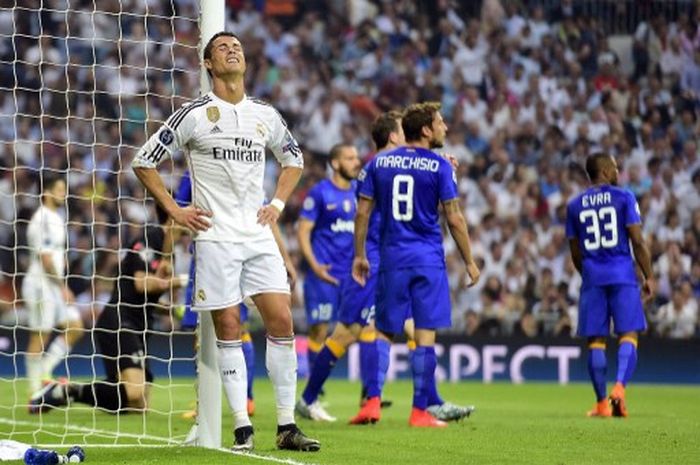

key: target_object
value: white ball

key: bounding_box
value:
[69,455,81,463]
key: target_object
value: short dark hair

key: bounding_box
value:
[329,143,353,161]
[203,31,241,60]
[402,102,441,142]
[371,110,402,149]
[585,153,612,181]
[41,171,64,193]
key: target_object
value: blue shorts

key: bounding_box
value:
[375,267,451,334]
[337,267,378,326]
[578,284,646,337]
[181,260,250,329]
[303,273,341,325]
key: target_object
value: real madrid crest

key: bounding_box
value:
[197,289,207,302]
[256,123,266,138]
[206,106,220,123]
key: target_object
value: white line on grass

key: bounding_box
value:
[2,419,319,465]
[39,444,319,465]
[0,418,178,444]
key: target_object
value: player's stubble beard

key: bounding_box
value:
[338,165,358,181]
[429,136,444,150]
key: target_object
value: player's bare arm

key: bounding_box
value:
[298,217,338,285]
[352,195,373,287]
[272,222,298,289]
[133,269,186,295]
[627,224,655,301]
[257,166,303,226]
[133,167,212,232]
[442,198,480,287]
[568,238,584,274]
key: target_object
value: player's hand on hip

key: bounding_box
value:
[173,205,212,232]
[352,257,370,287]
[642,277,656,302]
[285,259,298,290]
[257,204,280,226]
[465,260,481,287]
[313,263,339,285]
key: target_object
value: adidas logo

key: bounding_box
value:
[210,125,222,134]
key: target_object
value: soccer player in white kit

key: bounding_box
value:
[132,32,319,452]
[23,174,83,396]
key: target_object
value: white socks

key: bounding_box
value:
[26,336,68,394]
[25,353,43,393]
[43,336,68,377]
[266,335,297,426]
[216,339,251,429]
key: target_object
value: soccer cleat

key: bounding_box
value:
[247,399,255,417]
[586,400,612,418]
[609,383,628,418]
[409,407,448,428]
[361,396,393,409]
[295,399,337,422]
[276,424,320,452]
[28,380,68,414]
[232,425,254,452]
[349,396,381,425]
[427,402,475,422]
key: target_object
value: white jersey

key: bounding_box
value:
[26,205,66,280]
[132,92,303,242]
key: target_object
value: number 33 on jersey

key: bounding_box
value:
[565,185,642,287]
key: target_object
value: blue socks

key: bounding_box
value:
[307,339,322,374]
[359,339,378,397]
[411,346,437,410]
[363,338,391,399]
[587,344,607,401]
[375,338,391,398]
[302,339,345,405]
[616,339,638,387]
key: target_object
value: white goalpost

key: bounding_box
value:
[192,0,223,450]
[0,0,224,448]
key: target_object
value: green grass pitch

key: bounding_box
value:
[1,379,698,464]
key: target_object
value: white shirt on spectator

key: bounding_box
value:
[656,300,698,338]
[461,99,487,124]
[454,43,487,86]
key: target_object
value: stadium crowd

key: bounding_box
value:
[0,0,698,339]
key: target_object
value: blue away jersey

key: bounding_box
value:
[565,185,641,287]
[175,171,192,206]
[300,179,357,279]
[359,146,458,270]
[357,156,383,265]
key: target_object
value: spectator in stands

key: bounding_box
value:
[655,286,698,339]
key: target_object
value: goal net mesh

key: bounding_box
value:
[0,0,201,445]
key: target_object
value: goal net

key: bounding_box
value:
[0,0,208,446]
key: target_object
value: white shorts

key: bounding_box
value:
[192,238,290,311]
[21,277,80,331]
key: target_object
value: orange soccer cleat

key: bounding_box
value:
[349,396,381,425]
[586,399,612,418]
[409,407,448,428]
[247,398,255,417]
[609,383,628,418]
